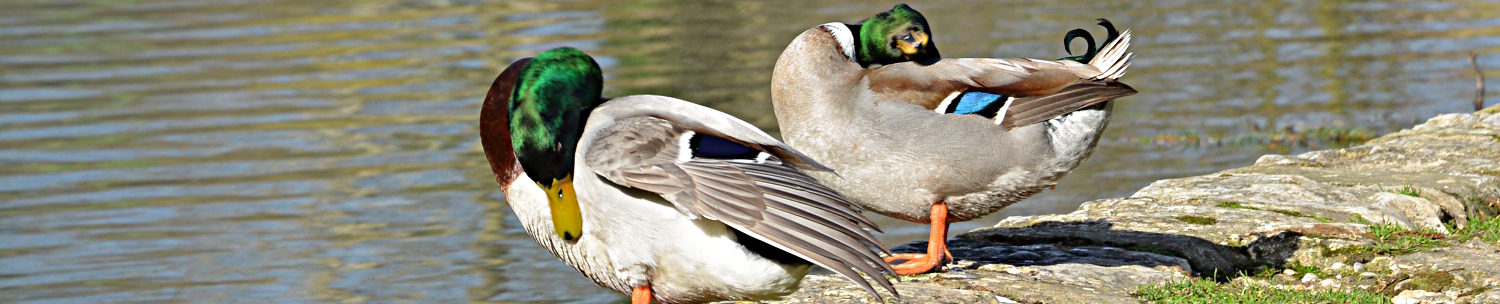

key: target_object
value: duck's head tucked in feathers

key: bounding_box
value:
[508,47,603,185]
[853,3,940,67]
[504,47,606,241]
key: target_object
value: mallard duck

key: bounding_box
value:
[846,3,941,67]
[479,47,898,303]
[770,5,1136,275]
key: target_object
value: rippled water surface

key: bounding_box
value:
[3,0,1499,302]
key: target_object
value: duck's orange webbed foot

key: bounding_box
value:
[883,201,951,275]
[631,286,651,304]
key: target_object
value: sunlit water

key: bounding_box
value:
[2,0,1498,302]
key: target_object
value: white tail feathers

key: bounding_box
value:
[1088,30,1133,80]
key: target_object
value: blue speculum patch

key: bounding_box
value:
[948,92,1008,118]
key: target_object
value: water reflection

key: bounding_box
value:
[1,0,1496,302]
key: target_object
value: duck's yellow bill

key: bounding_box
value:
[539,176,582,241]
[898,31,929,56]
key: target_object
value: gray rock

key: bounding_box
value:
[1378,241,1500,297]
[1464,289,1500,304]
[762,107,1500,303]
[1393,290,1455,304]
[1301,273,1318,284]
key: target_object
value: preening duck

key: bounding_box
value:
[770,4,1136,275]
[479,47,898,303]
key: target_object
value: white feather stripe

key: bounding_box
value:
[933,91,962,114]
[1091,30,1130,67]
[677,131,695,163]
[1089,30,1133,80]
[1101,51,1133,80]
[818,22,856,61]
[991,97,1016,125]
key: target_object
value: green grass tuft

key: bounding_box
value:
[1452,215,1500,244]
[1284,264,1322,276]
[1386,185,1422,198]
[1135,277,1390,304]
[1240,267,1281,279]
[1367,224,1446,254]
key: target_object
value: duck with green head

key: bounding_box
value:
[771,5,1136,275]
[479,47,898,303]
[848,3,941,67]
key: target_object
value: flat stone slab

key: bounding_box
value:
[759,106,1500,303]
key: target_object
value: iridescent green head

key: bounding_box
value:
[506,47,603,241]
[855,3,941,67]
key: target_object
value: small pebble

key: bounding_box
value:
[1360,272,1377,279]
[1283,269,1297,276]
[1301,273,1318,284]
[1319,278,1338,287]
[1330,262,1345,270]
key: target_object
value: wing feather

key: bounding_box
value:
[754,179,880,230]
[864,32,1136,128]
[581,106,898,300]
[999,80,1137,129]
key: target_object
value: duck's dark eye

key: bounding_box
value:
[909,26,920,32]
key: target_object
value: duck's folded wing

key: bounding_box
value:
[587,95,832,172]
[997,80,1135,129]
[582,112,897,300]
[864,32,1136,129]
[865,58,1095,107]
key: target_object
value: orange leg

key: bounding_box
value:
[882,201,950,275]
[631,285,651,304]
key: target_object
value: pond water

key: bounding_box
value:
[2,0,1497,302]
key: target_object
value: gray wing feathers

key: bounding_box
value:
[582,113,898,300]
[590,95,833,172]
[1000,80,1137,129]
[872,57,1035,88]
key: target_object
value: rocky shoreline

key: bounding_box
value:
[757,106,1500,303]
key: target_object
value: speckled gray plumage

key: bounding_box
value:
[770,23,1135,223]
